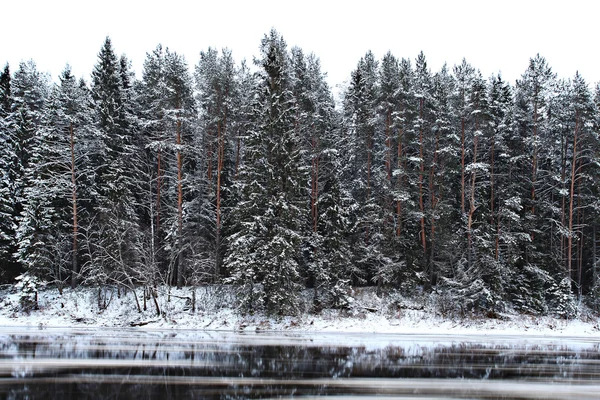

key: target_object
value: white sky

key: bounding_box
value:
[2,0,599,92]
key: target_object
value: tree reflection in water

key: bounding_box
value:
[1,329,599,399]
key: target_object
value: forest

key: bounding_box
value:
[1,29,600,317]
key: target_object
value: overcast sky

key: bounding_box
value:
[2,0,599,92]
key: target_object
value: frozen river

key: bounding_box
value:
[0,327,599,398]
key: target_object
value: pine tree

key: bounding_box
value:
[288,48,353,306]
[136,44,170,282]
[4,61,49,281]
[426,64,456,288]
[343,51,390,286]
[485,74,515,308]
[411,51,433,279]
[195,47,238,280]
[225,30,305,315]
[515,55,556,265]
[565,73,596,296]
[16,66,95,289]
[506,55,558,313]
[163,49,197,287]
[0,64,17,280]
[87,37,143,287]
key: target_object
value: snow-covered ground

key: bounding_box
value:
[0,285,598,338]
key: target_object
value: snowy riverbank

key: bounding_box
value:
[1,285,598,337]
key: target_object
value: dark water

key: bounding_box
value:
[0,328,599,399]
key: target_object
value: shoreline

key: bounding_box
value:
[1,285,599,338]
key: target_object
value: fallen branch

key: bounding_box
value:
[130,319,160,327]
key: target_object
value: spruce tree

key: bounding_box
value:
[226,30,305,315]
[509,55,557,313]
[5,61,49,281]
[426,64,456,288]
[0,64,17,280]
[195,47,238,280]
[289,48,353,306]
[88,37,143,287]
[16,66,94,289]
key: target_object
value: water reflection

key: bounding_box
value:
[0,329,599,398]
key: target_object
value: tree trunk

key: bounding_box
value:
[577,201,583,298]
[235,136,241,179]
[311,128,318,233]
[216,93,228,280]
[70,122,78,289]
[428,126,440,285]
[418,98,426,254]
[385,110,392,181]
[156,147,162,239]
[207,106,214,182]
[594,225,597,293]
[396,123,403,237]
[366,125,373,243]
[489,133,495,226]
[467,115,480,271]
[567,111,579,290]
[530,84,539,232]
[215,120,223,281]
[460,116,466,215]
[176,108,184,288]
[560,134,568,271]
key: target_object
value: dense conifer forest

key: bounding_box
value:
[2,30,600,316]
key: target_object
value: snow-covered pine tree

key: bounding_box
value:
[136,44,170,282]
[443,65,499,312]
[508,55,557,313]
[409,51,434,283]
[388,57,423,291]
[425,64,457,289]
[484,74,515,309]
[514,55,556,265]
[343,51,398,288]
[195,47,239,280]
[16,66,94,289]
[0,63,17,280]
[288,48,353,307]
[5,61,49,281]
[162,49,197,288]
[563,73,596,301]
[88,37,143,288]
[225,30,305,315]
[587,83,600,311]
[373,52,407,293]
